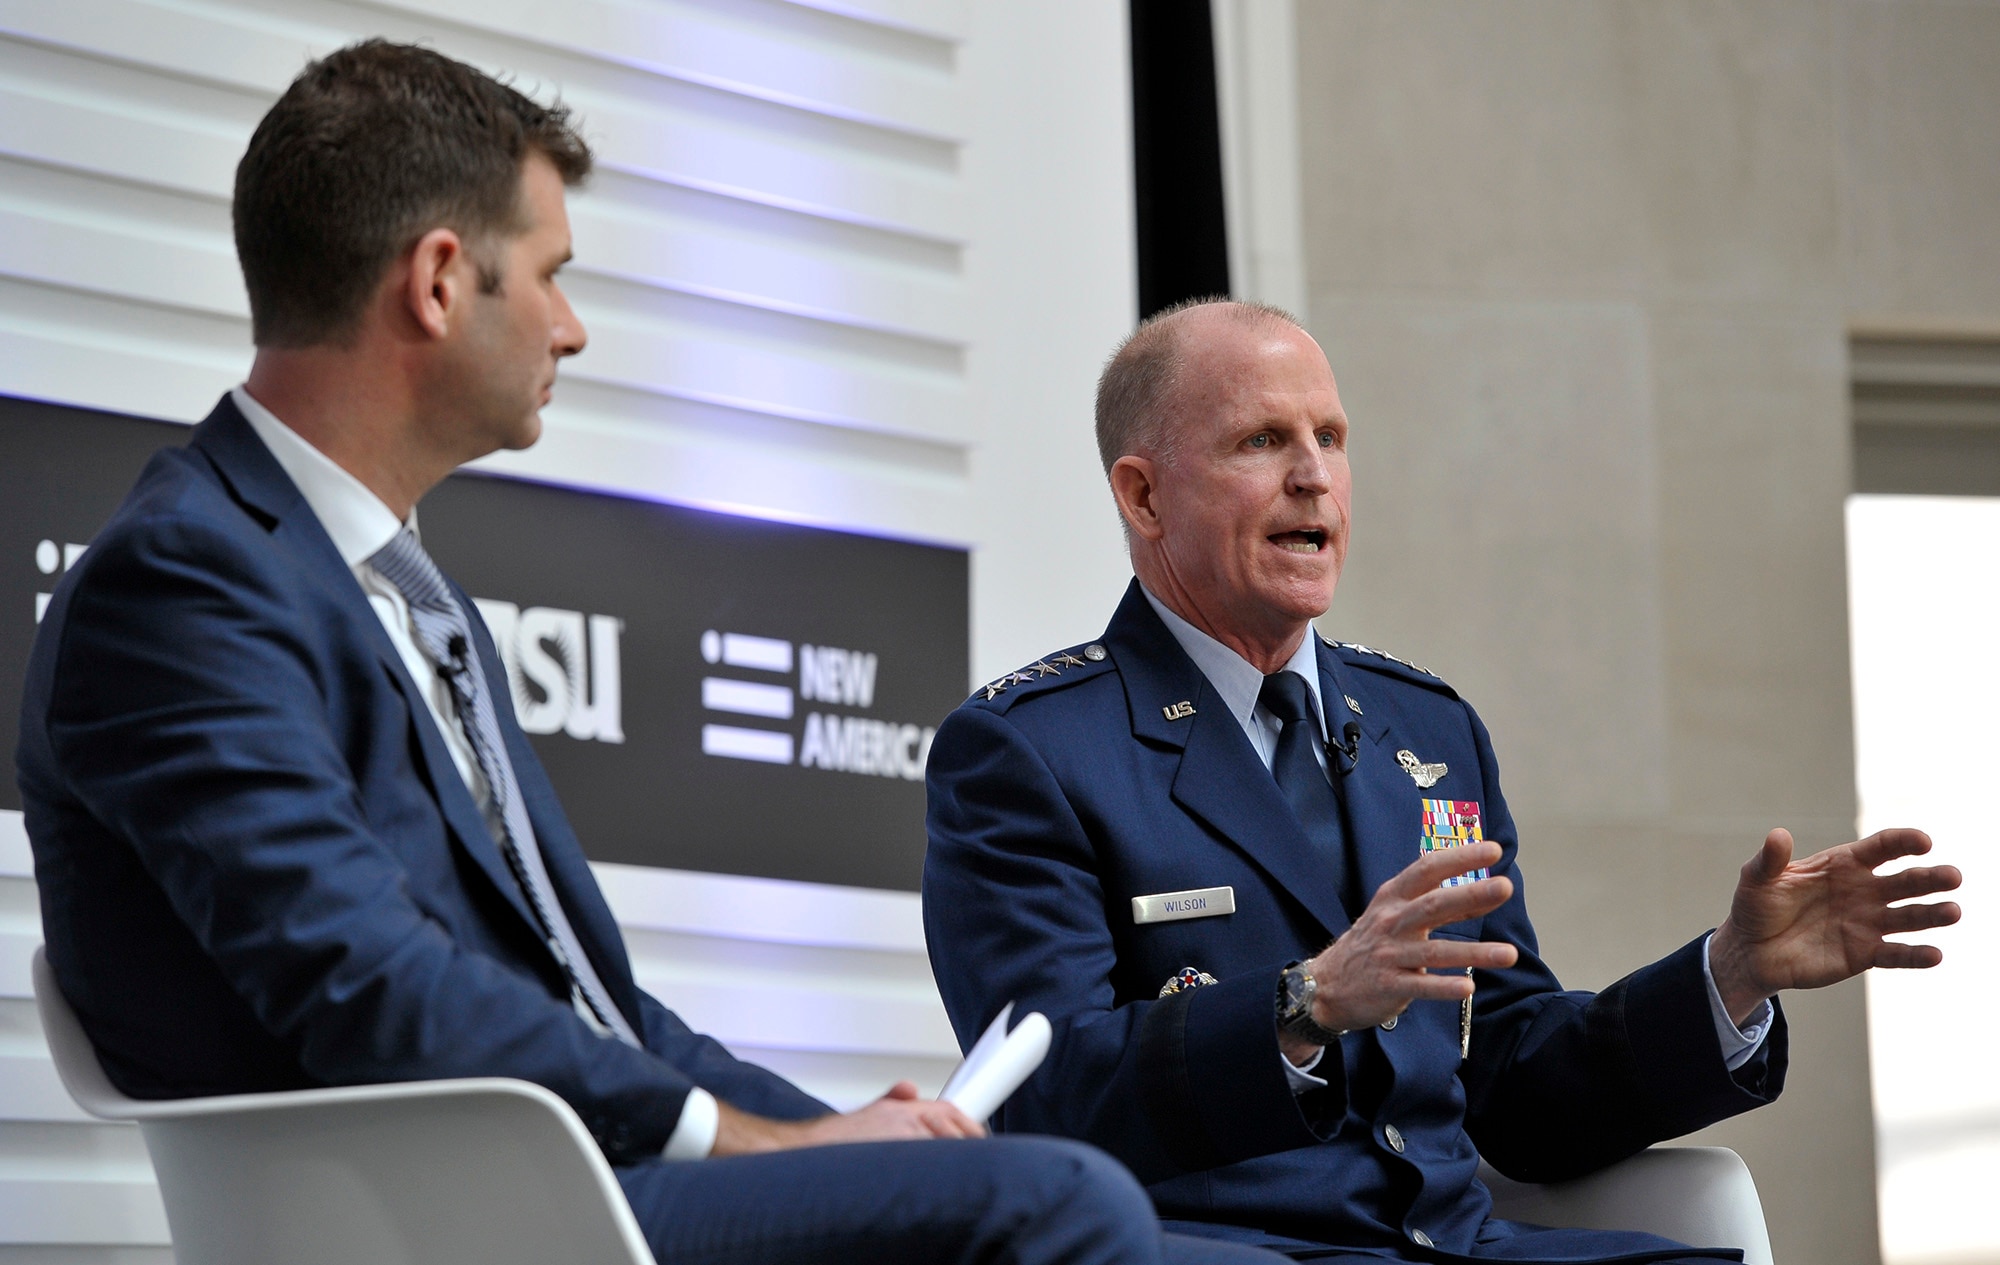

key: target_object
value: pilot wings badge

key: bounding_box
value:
[1395,749,1448,789]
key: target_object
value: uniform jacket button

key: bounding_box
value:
[1380,1015,1397,1031]
[1384,1123,1406,1153]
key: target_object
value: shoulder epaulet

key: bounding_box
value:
[968,642,1112,705]
[1323,635,1458,696]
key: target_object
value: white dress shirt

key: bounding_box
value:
[1138,584,1772,1091]
[231,387,720,1160]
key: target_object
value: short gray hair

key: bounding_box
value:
[1092,297,1304,474]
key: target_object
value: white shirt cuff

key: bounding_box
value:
[1281,1044,1331,1094]
[1701,932,1774,1072]
[661,1087,719,1160]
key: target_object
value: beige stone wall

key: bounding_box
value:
[1292,5,2000,1265]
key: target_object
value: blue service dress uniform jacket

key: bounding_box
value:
[923,581,1787,1261]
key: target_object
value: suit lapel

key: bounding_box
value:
[1318,642,1419,913]
[1105,583,1351,941]
[190,399,543,937]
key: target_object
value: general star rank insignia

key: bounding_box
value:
[1396,749,1448,788]
[976,647,1102,702]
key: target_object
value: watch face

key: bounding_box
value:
[1281,967,1314,1019]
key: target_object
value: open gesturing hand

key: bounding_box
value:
[1708,827,1962,1025]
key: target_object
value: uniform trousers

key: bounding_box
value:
[616,1135,1292,1265]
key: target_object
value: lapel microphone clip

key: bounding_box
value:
[436,634,471,682]
[1326,721,1362,776]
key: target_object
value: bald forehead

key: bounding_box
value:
[1143,301,1302,369]
[1174,307,1313,377]
[1093,299,1325,475]
[1160,310,1327,433]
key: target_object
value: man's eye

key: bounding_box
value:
[1319,432,1336,448]
[1248,434,1270,449]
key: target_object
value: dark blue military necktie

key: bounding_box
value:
[1258,669,1360,919]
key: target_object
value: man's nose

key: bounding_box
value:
[1289,444,1332,495]
[552,283,588,358]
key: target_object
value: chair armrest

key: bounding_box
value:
[1479,1146,1773,1265]
[139,1079,656,1265]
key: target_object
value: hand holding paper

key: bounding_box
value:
[938,1001,1051,1123]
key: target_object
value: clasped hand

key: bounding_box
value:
[714,1081,984,1157]
[1282,841,1518,1063]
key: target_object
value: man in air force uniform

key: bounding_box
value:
[922,300,1962,1262]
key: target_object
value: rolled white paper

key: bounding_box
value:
[939,1001,1014,1103]
[939,1003,1052,1122]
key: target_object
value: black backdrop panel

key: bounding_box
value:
[2,394,968,892]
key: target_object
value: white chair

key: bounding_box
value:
[32,947,656,1265]
[1481,1149,1774,1265]
[36,945,1769,1265]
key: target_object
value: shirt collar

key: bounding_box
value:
[1139,583,1327,740]
[231,385,410,568]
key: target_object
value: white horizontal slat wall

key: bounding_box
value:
[0,0,1138,1257]
[0,0,982,536]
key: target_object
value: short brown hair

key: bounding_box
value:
[1093,297,1302,474]
[233,40,592,348]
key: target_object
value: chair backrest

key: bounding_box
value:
[31,945,141,1119]
[32,947,657,1265]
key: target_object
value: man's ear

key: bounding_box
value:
[403,227,468,341]
[1109,455,1166,542]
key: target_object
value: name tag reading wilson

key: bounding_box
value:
[1131,886,1236,925]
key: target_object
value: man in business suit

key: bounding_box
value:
[923,299,1963,1262]
[14,42,1287,1265]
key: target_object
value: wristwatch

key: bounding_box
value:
[1276,960,1349,1046]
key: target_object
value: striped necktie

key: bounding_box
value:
[369,527,640,1047]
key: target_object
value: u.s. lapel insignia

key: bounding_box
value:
[1161,700,1196,721]
[1343,695,1364,716]
[1396,749,1448,788]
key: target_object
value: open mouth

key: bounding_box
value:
[1269,529,1328,554]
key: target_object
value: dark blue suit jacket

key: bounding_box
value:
[924,582,1785,1259]
[16,396,824,1162]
